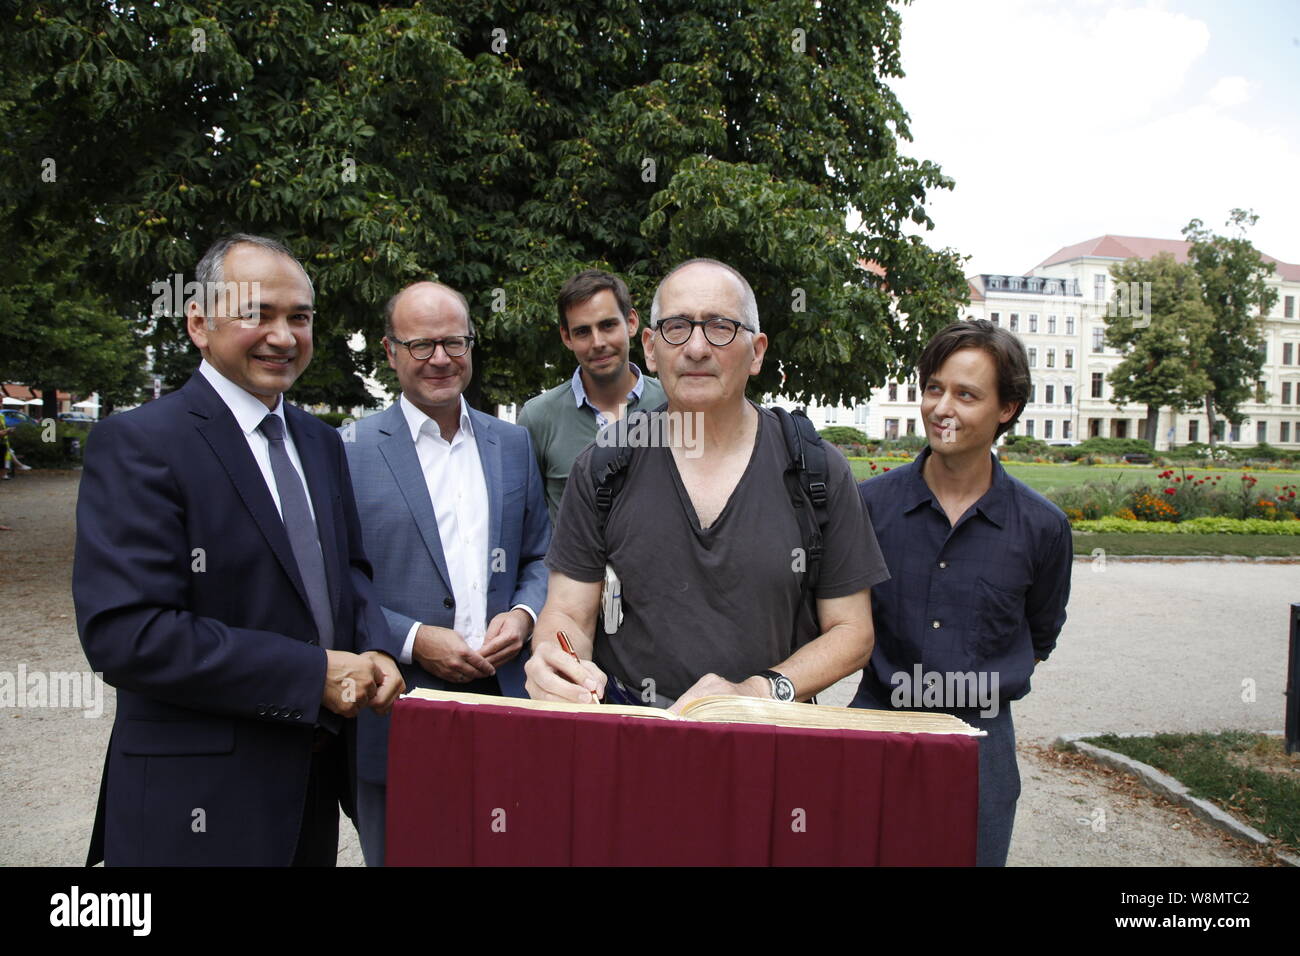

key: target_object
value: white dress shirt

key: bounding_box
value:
[399,394,491,660]
[198,360,315,523]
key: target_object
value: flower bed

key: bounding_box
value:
[1072,516,1300,535]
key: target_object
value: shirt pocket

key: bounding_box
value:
[974,577,1026,661]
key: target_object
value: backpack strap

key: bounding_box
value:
[588,405,662,538]
[772,406,831,641]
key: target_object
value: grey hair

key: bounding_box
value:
[384,282,475,339]
[649,258,760,334]
[191,233,313,327]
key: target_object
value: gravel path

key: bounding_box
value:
[2,472,1285,866]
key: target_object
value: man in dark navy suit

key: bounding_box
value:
[73,233,404,866]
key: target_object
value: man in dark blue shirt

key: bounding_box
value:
[854,319,1072,866]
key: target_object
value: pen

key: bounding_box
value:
[556,630,600,704]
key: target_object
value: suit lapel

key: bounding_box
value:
[183,374,315,617]
[376,403,454,593]
[289,408,341,620]
[472,409,503,566]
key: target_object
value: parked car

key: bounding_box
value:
[1,410,36,428]
[57,412,98,424]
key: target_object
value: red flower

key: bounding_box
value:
[1174,477,1181,482]
[882,467,891,472]
[1164,488,1176,495]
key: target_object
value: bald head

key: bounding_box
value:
[384,282,473,339]
[650,259,760,334]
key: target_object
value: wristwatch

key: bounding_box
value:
[758,670,796,703]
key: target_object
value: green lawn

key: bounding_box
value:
[1082,731,1300,850]
[1072,532,1300,557]
[849,458,1300,495]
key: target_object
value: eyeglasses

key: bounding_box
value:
[654,317,752,347]
[389,334,475,359]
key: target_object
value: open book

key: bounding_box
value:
[405,688,983,736]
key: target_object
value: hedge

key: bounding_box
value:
[1072,516,1300,535]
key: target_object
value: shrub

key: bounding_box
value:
[1045,476,1131,520]
[1000,435,1049,456]
[5,421,90,468]
[1130,488,1180,522]
[818,426,870,447]
[1072,437,1155,458]
[313,411,352,428]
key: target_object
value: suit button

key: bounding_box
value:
[256,704,268,716]
[443,597,455,609]
[291,710,302,720]
[278,707,289,718]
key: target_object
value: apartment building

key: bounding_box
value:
[799,235,1300,450]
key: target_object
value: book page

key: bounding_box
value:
[404,687,678,720]
[677,695,984,735]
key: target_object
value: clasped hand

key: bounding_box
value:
[322,649,405,717]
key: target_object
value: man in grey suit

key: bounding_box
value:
[343,281,550,866]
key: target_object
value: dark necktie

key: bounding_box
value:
[259,414,335,651]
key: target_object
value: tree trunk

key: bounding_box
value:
[1144,405,1160,446]
[39,387,58,424]
[1204,394,1218,451]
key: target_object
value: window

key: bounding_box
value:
[1287,296,1295,318]
[1048,315,1057,334]
[1215,420,1226,441]
[988,276,1002,290]
[1256,380,1267,403]
[1188,420,1199,443]
[1046,280,1059,294]
[1092,328,1105,353]
[888,383,898,402]
[1009,277,1023,290]
[990,312,1001,326]
[1066,315,1075,336]
[1063,420,1072,440]
[1028,278,1042,292]
[885,418,899,440]
[1044,420,1054,439]
[907,384,917,403]
[1010,313,1020,332]
[1025,420,1035,437]
[1065,348,1074,369]
[1045,385,1055,404]
[1028,347,1037,367]
[1094,274,1106,304]
[1230,423,1241,443]
[1029,384,1037,404]
[855,404,869,425]
[1257,421,1267,443]
[1064,385,1073,405]
[1028,314,1038,333]
[1091,373,1103,399]
[1284,382,1293,405]
[1088,418,1102,438]
[906,418,916,436]
[1284,343,1294,365]
[1282,421,1292,443]
[1046,348,1056,368]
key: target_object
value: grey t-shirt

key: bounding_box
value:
[545,405,889,704]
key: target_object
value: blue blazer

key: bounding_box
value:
[343,401,550,785]
[73,371,389,866]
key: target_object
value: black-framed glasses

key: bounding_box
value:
[389,334,475,359]
[654,316,752,347]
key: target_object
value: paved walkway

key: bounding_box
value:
[2,473,1288,865]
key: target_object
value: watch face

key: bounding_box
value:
[774,676,795,702]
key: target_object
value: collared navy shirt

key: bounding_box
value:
[857,446,1072,703]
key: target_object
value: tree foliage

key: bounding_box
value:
[1104,253,1212,445]
[1183,209,1278,444]
[1,0,967,409]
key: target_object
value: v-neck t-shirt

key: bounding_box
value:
[545,404,889,704]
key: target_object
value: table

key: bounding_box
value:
[386,697,978,866]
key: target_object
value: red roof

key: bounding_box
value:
[1035,234,1300,282]
[967,278,984,302]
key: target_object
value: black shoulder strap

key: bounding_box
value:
[772,406,832,628]
[589,405,661,538]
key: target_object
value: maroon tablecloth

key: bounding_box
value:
[386,697,978,866]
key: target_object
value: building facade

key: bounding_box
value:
[794,235,1300,451]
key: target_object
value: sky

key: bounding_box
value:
[891,0,1300,276]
